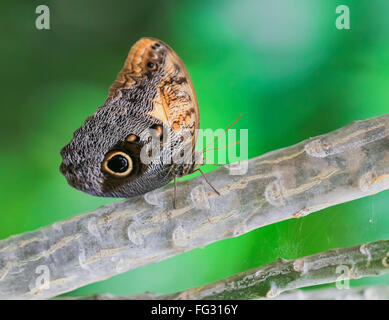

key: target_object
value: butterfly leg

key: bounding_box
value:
[195,168,221,196]
[173,175,177,209]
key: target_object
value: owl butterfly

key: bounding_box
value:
[60,37,218,207]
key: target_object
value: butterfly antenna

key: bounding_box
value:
[202,113,242,153]
[202,154,224,168]
[204,140,240,152]
[173,175,177,209]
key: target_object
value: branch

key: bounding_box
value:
[273,286,389,300]
[60,287,389,300]
[1,114,389,299]
[58,239,389,300]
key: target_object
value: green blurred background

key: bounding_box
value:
[1,0,389,297]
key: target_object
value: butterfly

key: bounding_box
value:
[60,37,219,207]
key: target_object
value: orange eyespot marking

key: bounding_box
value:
[154,125,163,138]
[102,151,133,177]
[149,124,164,140]
[147,61,157,71]
[126,134,138,142]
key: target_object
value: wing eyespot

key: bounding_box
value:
[150,124,163,140]
[126,134,139,143]
[102,151,133,177]
[147,61,157,71]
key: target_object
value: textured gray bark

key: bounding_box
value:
[58,240,389,300]
[1,114,389,299]
[62,286,389,300]
[61,286,389,300]
[273,286,389,300]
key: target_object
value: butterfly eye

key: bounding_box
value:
[102,151,133,177]
[147,61,157,70]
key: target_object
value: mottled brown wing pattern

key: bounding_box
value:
[108,38,199,149]
[60,38,200,198]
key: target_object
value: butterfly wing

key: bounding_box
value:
[108,38,200,148]
[60,38,199,197]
